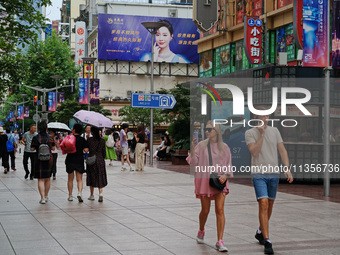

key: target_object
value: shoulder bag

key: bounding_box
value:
[86,140,100,166]
[208,142,226,191]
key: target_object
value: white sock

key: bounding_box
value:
[257,228,262,234]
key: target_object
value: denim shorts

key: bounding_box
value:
[252,174,280,200]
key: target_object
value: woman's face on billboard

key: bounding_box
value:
[156,26,172,49]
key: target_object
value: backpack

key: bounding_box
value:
[6,140,14,152]
[60,134,76,154]
[106,134,115,148]
[38,135,51,161]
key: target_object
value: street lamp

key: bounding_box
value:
[142,21,163,165]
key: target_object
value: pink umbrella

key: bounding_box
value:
[73,110,113,128]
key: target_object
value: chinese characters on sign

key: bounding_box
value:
[244,17,262,65]
[75,21,86,77]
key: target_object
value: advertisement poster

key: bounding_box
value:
[79,78,89,104]
[98,14,199,64]
[199,50,213,78]
[9,111,14,122]
[24,106,29,119]
[278,0,293,9]
[90,79,100,105]
[214,44,231,76]
[236,0,263,24]
[332,0,340,68]
[48,92,57,112]
[17,106,24,120]
[294,0,303,49]
[303,0,328,67]
[244,18,262,65]
[57,92,65,106]
[211,100,251,171]
[235,40,244,70]
[276,24,296,63]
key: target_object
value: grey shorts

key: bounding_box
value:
[121,147,128,155]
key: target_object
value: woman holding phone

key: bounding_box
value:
[140,20,189,64]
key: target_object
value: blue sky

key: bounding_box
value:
[46,0,62,22]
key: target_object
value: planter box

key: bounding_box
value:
[171,150,189,165]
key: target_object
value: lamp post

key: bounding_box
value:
[142,21,163,165]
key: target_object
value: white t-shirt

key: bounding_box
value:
[245,126,283,174]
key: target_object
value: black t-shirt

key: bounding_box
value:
[137,133,145,144]
[65,135,88,164]
[0,134,8,153]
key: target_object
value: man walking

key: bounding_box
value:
[120,123,133,171]
[6,128,17,171]
[245,110,293,254]
[21,124,37,180]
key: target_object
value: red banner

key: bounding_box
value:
[293,0,303,49]
[244,17,262,64]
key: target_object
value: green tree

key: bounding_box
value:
[118,105,166,127]
[0,0,51,91]
[51,100,111,124]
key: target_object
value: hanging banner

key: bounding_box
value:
[90,79,100,105]
[24,106,29,119]
[75,21,86,76]
[17,106,24,120]
[332,0,340,68]
[9,111,14,122]
[294,0,303,49]
[52,20,59,34]
[244,17,262,64]
[79,78,89,104]
[302,0,328,67]
[48,92,57,112]
[57,92,65,106]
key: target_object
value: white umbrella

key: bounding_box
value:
[47,122,71,131]
[73,110,113,128]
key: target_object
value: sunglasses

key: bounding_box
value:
[205,128,214,133]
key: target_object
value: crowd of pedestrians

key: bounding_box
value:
[0,109,294,254]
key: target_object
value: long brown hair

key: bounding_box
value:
[200,120,225,154]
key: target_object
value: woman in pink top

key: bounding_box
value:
[187,121,233,252]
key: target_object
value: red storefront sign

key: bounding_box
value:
[293,0,303,49]
[244,17,262,64]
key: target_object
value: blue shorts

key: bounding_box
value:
[252,174,280,200]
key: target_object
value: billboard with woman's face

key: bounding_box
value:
[98,14,200,64]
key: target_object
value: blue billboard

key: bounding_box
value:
[98,14,200,64]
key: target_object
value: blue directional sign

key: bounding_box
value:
[13,123,19,129]
[131,93,176,109]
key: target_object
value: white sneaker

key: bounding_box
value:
[121,167,127,171]
[77,193,83,203]
[45,197,49,202]
[109,162,113,166]
[88,195,95,201]
[39,199,46,204]
[216,240,228,252]
[68,196,73,201]
[130,166,134,171]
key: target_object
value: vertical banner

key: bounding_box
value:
[48,92,57,111]
[244,17,262,64]
[302,0,328,67]
[17,106,24,120]
[57,92,65,106]
[294,0,303,49]
[79,78,89,104]
[52,20,59,34]
[332,0,340,68]
[90,79,100,105]
[9,111,14,122]
[24,106,29,119]
[75,21,86,76]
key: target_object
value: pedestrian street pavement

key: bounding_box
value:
[0,151,340,255]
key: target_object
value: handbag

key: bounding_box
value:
[86,140,100,166]
[208,142,227,191]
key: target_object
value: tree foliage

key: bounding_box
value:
[118,105,166,127]
[51,100,111,124]
[0,0,51,91]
